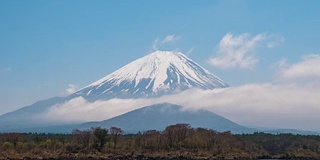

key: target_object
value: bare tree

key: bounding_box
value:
[110,127,123,149]
[164,123,191,148]
[72,129,92,149]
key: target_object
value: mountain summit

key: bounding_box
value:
[75,51,229,99]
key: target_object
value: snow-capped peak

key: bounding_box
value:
[75,51,229,99]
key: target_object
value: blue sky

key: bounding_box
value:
[1,0,320,119]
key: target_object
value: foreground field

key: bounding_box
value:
[1,124,320,159]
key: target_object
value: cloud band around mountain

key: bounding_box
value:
[43,82,320,131]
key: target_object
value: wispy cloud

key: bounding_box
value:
[267,34,285,48]
[186,47,194,56]
[161,34,180,44]
[208,33,265,69]
[152,38,160,50]
[151,34,181,51]
[208,33,284,70]
[65,84,79,95]
[277,54,320,80]
[0,67,12,73]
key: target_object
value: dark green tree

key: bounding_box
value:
[92,127,108,152]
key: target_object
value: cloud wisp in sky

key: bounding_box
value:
[267,34,285,48]
[186,47,194,56]
[152,38,160,50]
[208,33,284,70]
[65,84,79,95]
[0,67,12,73]
[161,34,180,44]
[152,34,180,51]
[277,54,320,80]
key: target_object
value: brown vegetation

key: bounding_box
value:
[0,124,320,159]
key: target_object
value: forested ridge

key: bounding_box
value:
[1,124,320,160]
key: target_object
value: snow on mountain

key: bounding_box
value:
[75,51,229,99]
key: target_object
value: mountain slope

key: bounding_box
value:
[74,51,229,100]
[79,103,256,134]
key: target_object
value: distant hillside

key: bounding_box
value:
[79,103,257,134]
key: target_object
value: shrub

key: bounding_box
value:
[3,141,14,148]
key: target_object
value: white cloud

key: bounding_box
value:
[0,67,12,73]
[278,54,320,80]
[65,84,79,95]
[208,33,285,70]
[43,97,158,123]
[208,33,265,69]
[161,34,180,44]
[42,83,320,131]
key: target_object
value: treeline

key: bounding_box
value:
[0,124,320,159]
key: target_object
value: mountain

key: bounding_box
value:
[74,51,229,100]
[0,51,230,131]
[0,50,318,135]
[79,103,256,134]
